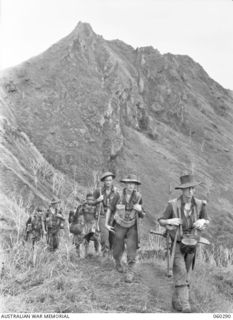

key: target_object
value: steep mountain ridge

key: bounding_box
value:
[1,22,233,245]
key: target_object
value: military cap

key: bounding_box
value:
[100,171,115,182]
[175,174,201,190]
[120,174,141,185]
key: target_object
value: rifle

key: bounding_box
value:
[166,232,172,277]
[95,173,103,233]
[96,193,102,233]
[150,228,211,246]
[149,227,178,277]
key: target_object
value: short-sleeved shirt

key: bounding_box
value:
[93,185,120,216]
[158,196,208,233]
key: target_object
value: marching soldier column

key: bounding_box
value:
[24,171,210,313]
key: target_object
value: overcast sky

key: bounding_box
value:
[0,0,233,89]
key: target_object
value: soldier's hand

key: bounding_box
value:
[96,195,104,202]
[193,219,207,230]
[167,218,182,226]
[44,230,47,235]
[105,224,115,233]
[133,204,142,212]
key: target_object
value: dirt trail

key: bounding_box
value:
[62,254,175,313]
[137,262,173,312]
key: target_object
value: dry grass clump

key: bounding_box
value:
[191,265,233,313]
[1,239,91,313]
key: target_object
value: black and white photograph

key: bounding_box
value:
[0,0,233,316]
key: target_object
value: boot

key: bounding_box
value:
[125,270,134,283]
[101,249,110,262]
[125,265,135,283]
[172,286,182,312]
[179,285,191,313]
[115,260,124,273]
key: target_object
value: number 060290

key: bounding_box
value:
[213,315,231,319]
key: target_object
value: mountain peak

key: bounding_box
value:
[72,21,96,38]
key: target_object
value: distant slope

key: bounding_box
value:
[0,89,86,243]
[1,22,233,246]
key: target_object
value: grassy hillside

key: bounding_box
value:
[1,22,233,248]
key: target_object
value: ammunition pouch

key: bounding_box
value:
[114,204,136,228]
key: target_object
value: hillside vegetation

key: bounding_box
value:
[1,22,233,246]
[0,21,233,313]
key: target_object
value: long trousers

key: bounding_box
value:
[99,216,111,254]
[47,230,60,251]
[173,243,195,287]
[112,222,138,266]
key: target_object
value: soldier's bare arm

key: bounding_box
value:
[158,203,182,227]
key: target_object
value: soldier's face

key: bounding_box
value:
[126,182,136,192]
[104,176,113,188]
[182,187,195,200]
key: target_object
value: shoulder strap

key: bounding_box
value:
[168,198,183,238]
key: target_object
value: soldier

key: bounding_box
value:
[43,198,65,252]
[69,202,84,257]
[79,192,100,257]
[25,206,44,248]
[106,174,145,283]
[70,193,100,257]
[158,174,209,313]
[68,197,81,233]
[93,171,120,258]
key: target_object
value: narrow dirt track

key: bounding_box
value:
[137,262,173,312]
[63,254,175,313]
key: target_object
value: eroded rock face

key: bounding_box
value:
[1,22,233,244]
